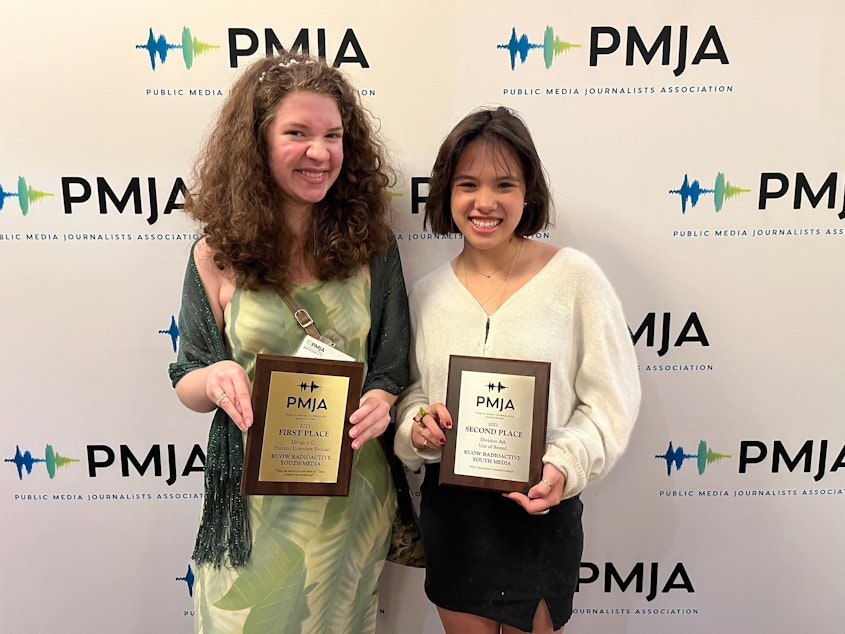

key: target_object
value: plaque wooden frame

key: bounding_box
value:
[440,355,550,494]
[242,354,364,496]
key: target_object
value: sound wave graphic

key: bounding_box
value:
[670,172,751,213]
[497,26,580,70]
[6,446,44,478]
[542,26,581,69]
[5,444,79,480]
[136,27,219,71]
[712,172,751,212]
[668,175,713,214]
[159,315,180,352]
[180,27,220,70]
[498,28,543,70]
[0,176,54,215]
[655,440,731,476]
[176,564,195,597]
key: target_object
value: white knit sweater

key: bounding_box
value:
[394,247,641,499]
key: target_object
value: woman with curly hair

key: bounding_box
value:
[169,52,410,633]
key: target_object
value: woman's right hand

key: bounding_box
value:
[205,360,254,432]
[410,403,452,452]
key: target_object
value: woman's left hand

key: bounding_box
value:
[348,390,394,450]
[505,463,566,515]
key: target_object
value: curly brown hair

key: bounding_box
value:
[185,52,395,291]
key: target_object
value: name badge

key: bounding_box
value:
[294,334,355,362]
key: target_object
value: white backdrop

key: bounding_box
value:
[2,2,844,632]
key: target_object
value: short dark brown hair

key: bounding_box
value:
[425,106,552,236]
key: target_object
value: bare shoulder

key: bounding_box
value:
[192,238,234,324]
[193,238,220,279]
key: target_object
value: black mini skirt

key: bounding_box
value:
[419,463,584,632]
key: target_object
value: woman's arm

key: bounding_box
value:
[393,282,449,471]
[543,262,641,499]
[348,238,411,448]
[170,239,254,431]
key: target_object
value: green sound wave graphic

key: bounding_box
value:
[543,26,581,69]
[696,440,731,475]
[181,27,221,70]
[18,176,54,216]
[713,172,751,212]
[45,444,81,479]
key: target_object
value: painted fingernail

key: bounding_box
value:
[444,420,453,429]
[439,437,446,445]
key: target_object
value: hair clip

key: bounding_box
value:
[258,58,317,82]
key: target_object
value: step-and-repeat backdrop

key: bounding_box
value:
[3,2,843,632]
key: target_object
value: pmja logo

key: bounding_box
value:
[135,26,221,70]
[0,176,54,215]
[498,24,729,76]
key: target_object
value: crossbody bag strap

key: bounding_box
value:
[278,290,339,348]
[282,292,391,460]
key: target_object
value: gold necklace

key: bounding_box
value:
[463,239,524,310]
[463,262,500,279]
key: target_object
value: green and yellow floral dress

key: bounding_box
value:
[194,270,397,634]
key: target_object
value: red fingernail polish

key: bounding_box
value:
[439,437,446,445]
[445,421,453,429]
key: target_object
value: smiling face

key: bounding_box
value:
[265,90,344,217]
[450,139,527,253]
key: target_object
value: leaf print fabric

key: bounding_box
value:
[194,271,396,634]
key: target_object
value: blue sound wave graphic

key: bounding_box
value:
[136,28,180,71]
[670,172,751,213]
[497,26,580,70]
[655,441,697,476]
[655,440,731,476]
[159,315,179,352]
[176,564,195,597]
[6,446,46,479]
[0,183,15,211]
[5,444,79,479]
[135,27,220,71]
[497,28,543,70]
[669,174,714,214]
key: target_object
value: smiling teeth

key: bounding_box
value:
[471,218,500,228]
[301,170,325,179]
